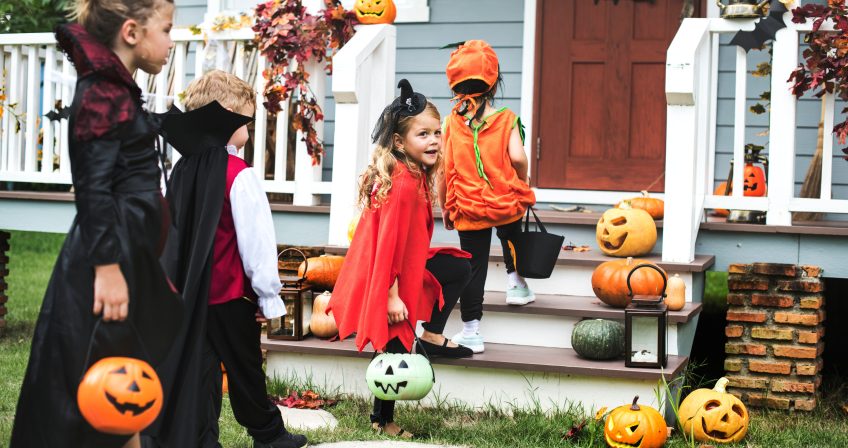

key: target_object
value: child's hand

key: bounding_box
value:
[93,264,129,322]
[443,215,455,231]
[387,294,408,325]
[255,309,268,323]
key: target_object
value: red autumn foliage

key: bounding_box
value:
[270,390,338,409]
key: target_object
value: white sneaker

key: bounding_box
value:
[505,286,536,306]
[450,331,485,353]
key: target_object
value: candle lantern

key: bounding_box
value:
[268,248,313,341]
[716,0,768,19]
[624,264,668,369]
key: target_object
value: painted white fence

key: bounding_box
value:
[0,28,332,205]
[663,16,848,263]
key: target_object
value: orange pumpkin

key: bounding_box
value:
[678,377,749,444]
[742,163,766,197]
[591,257,667,308]
[605,396,668,448]
[354,0,397,24]
[596,207,657,257]
[712,182,731,217]
[665,273,686,311]
[617,191,664,220]
[221,363,228,394]
[77,357,163,435]
[310,291,339,338]
[298,255,345,290]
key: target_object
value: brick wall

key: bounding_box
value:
[724,262,825,411]
[0,231,9,335]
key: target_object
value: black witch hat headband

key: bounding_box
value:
[371,79,428,149]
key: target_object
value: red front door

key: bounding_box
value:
[533,0,696,192]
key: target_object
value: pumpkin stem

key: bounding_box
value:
[640,190,649,197]
[619,201,632,210]
[714,377,730,393]
[626,257,634,265]
[630,395,641,411]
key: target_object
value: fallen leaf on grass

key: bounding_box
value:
[270,390,338,409]
[594,407,608,421]
[562,419,587,441]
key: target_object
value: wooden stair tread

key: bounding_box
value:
[323,244,715,272]
[262,336,688,380]
[478,292,701,324]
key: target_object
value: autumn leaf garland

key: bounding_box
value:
[253,0,357,164]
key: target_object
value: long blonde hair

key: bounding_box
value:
[71,0,173,46]
[358,101,441,209]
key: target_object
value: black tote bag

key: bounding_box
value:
[508,207,565,279]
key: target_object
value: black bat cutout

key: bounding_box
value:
[730,0,789,52]
[44,106,71,122]
[373,380,408,395]
[105,391,156,416]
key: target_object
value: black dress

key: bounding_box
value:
[10,24,183,448]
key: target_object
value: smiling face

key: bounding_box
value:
[365,353,434,401]
[604,397,668,448]
[742,164,767,197]
[595,207,657,257]
[355,0,397,24]
[393,112,442,169]
[679,378,749,443]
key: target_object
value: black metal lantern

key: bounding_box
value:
[268,248,313,341]
[624,264,668,369]
[716,0,768,19]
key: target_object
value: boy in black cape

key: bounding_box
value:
[144,70,307,448]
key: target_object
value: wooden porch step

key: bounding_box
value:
[323,244,715,273]
[261,336,688,381]
[477,291,701,324]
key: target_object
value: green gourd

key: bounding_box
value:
[365,352,434,401]
[571,319,625,360]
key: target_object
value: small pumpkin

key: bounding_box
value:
[665,274,686,311]
[77,357,163,435]
[712,182,730,217]
[310,291,338,338]
[354,0,397,24]
[596,207,657,257]
[617,191,664,220]
[365,352,434,401]
[678,377,748,444]
[571,319,624,360]
[592,257,667,308]
[604,395,668,448]
[742,164,767,197]
[298,255,345,290]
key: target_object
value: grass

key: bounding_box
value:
[2,231,847,447]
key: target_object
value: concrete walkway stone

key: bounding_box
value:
[277,405,339,431]
[313,442,466,448]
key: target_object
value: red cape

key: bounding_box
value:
[327,164,468,352]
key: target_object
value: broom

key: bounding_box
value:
[793,100,826,222]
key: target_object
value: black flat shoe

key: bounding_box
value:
[416,338,473,358]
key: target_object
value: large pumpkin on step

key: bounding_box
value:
[298,255,345,290]
[571,319,624,360]
[591,257,667,308]
[310,291,338,338]
[616,191,664,220]
[354,0,397,24]
[678,377,748,444]
[604,396,668,448]
[77,357,163,435]
[596,207,657,257]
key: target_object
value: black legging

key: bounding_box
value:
[457,218,523,322]
[371,253,471,425]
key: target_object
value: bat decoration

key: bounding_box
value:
[729,0,789,52]
[45,105,71,122]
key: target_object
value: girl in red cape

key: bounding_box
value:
[327,79,473,439]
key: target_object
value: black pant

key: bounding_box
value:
[457,218,522,322]
[371,254,470,425]
[203,299,285,446]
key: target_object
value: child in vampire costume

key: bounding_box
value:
[147,71,306,448]
[11,21,183,448]
[327,80,473,439]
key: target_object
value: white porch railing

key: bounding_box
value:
[663,16,848,263]
[0,28,330,205]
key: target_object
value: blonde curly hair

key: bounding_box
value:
[358,101,441,209]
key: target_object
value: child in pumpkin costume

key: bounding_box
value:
[440,40,537,354]
[151,71,306,448]
[11,2,184,447]
[327,80,473,438]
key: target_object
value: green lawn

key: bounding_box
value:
[2,231,847,447]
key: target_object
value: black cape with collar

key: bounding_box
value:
[142,101,253,447]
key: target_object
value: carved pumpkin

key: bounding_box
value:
[665,273,686,311]
[298,255,345,290]
[354,0,397,24]
[743,163,766,197]
[310,291,338,338]
[591,257,667,308]
[604,396,668,448]
[616,191,664,220]
[77,357,163,435]
[596,207,657,257]
[365,352,433,401]
[679,377,749,444]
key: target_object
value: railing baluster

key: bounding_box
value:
[41,45,56,174]
[0,47,7,172]
[59,57,72,175]
[821,93,835,202]
[253,53,267,182]
[7,46,22,172]
[766,24,798,225]
[732,47,746,199]
[234,41,245,79]
[194,41,205,80]
[293,59,325,206]
[25,45,41,172]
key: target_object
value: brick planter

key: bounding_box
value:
[724,263,825,411]
[0,231,9,335]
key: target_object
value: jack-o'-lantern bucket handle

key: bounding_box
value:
[79,318,152,380]
[625,264,668,299]
[277,247,308,284]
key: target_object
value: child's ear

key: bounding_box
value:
[392,133,403,150]
[119,19,142,46]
